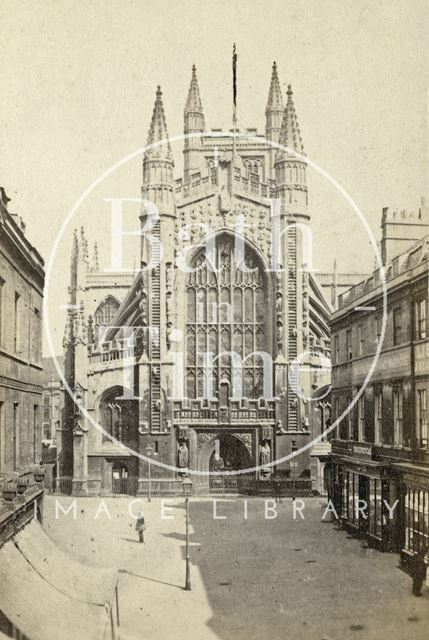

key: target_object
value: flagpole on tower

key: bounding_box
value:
[232,43,237,167]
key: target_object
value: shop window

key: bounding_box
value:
[417,389,427,448]
[393,386,403,446]
[341,471,349,519]
[415,297,427,340]
[368,478,382,538]
[405,488,429,553]
[393,307,402,346]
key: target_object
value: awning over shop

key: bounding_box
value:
[14,519,118,607]
[0,540,111,640]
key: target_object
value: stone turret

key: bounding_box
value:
[381,197,429,264]
[183,65,205,182]
[142,86,175,216]
[275,85,308,219]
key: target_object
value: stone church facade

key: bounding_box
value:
[62,63,333,494]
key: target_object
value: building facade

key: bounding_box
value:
[0,186,45,635]
[0,187,45,478]
[329,202,429,558]
[63,63,338,495]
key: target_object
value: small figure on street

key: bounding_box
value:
[411,546,427,597]
[272,474,282,504]
[135,509,146,544]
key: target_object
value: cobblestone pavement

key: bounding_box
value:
[43,495,429,640]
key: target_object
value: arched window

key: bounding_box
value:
[185,236,270,400]
[94,296,120,327]
[99,388,136,443]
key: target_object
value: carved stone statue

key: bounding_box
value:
[275,292,282,314]
[218,185,230,214]
[178,442,189,468]
[166,291,173,320]
[165,263,173,290]
[277,321,283,347]
[260,441,271,467]
[166,322,173,350]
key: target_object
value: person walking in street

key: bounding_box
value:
[272,474,282,504]
[411,546,427,597]
[135,509,146,544]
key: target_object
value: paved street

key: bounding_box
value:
[44,496,429,640]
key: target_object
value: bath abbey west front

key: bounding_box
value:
[62,63,333,495]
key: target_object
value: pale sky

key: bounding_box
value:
[0,0,428,354]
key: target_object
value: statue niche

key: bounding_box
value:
[178,442,189,471]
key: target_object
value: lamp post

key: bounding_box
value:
[146,443,154,502]
[290,440,298,495]
[182,476,193,591]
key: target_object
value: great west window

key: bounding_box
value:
[185,236,271,400]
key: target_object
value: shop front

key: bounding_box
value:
[395,464,429,573]
[330,443,400,551]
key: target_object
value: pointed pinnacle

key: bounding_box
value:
[185,64,204,113]
[266,61,283,113]
[278,83,304,154]
[146,85,172,157]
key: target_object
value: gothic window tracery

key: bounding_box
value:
[94,296,120,327]
[186,236,270,400]
[99,388,136,443]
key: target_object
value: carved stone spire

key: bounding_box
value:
[146,86,172,158]
[184,65,205,182]
[266,61,283,113]
[278,84,304,156]
[185,64,204,117]
[265,62,284,178]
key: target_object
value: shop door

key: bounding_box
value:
[358,475,370,532]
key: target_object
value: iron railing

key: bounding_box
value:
[46,475,313,497]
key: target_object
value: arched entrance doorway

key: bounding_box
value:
[198,433,253,493]
[208,433,252,472]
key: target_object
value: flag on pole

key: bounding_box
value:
[232,44,238,164]
[232,43,237,110]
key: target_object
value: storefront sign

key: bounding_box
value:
[353,443,372,459]
[352,348,410,383]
